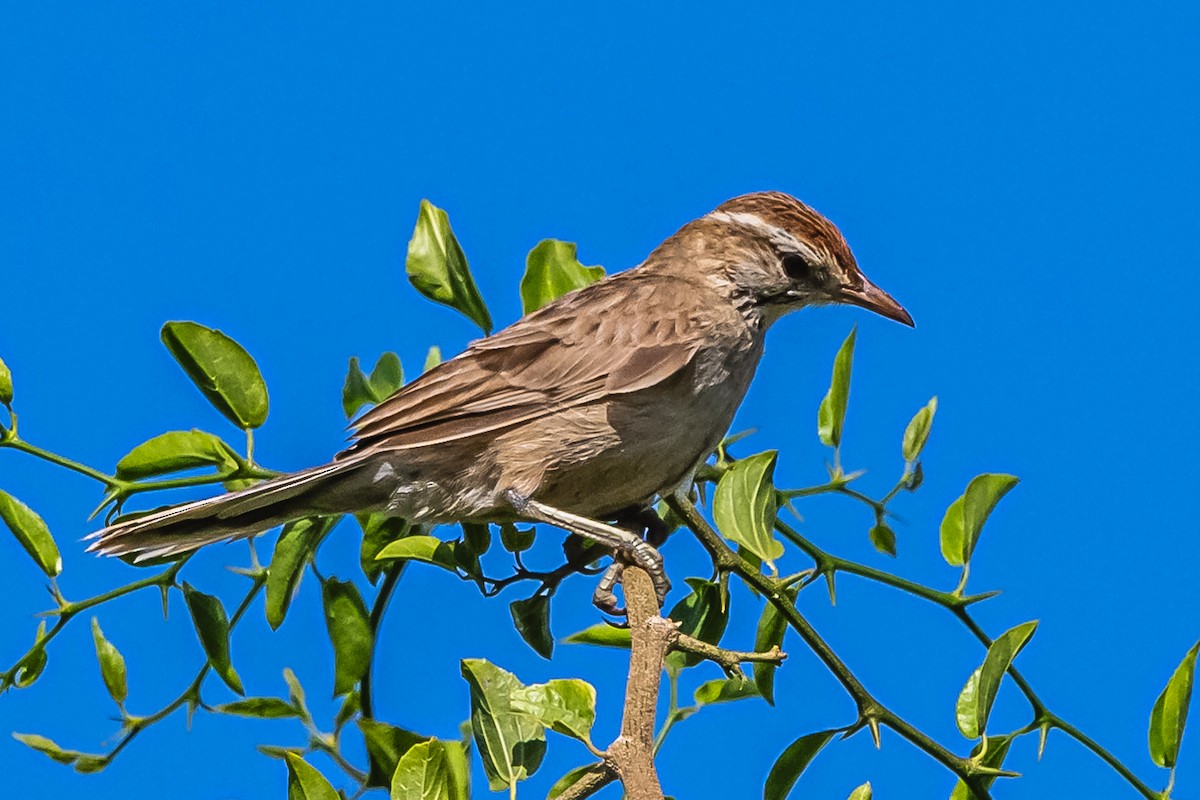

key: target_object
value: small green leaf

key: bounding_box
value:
[694,677,759,705]
[510,678,597,743]
[713,451,783,568]
[461,522,491,555]
[359,719,429,788]
[376,535,457,570]
[115,429,240,480]
[266,516,338,630]
[510,595,553,660]
[869,523,897,557]
[460,659,546,791]
[547,765,600,800]
[940,474,1019,567]
[283,667,306,709]
[562,623,631,649]
[343,353,405,419]
[284,752,340,800]
[848,782,872,800]
[1149,641,1198,769]
[406,200,492,333]
[666,578,730,667]
[959,620,1038,739]
[754,590,793,705]
[369,352,403,397]
[357,513,409,582]
[424,346,443,372]
[161,321,269,429]
[90,618,128,706]
[500,522,535,553]
[182,583,243,694]
[765,730,838,800]
[0,355,12,405]
[390,739,468,800]
[949,735,1014,800]
[817,328,856,448]
[14,622,48,689]
[902,397,937,462]
[0,490,61,577]
[214,697,301,719]
[13,733,88,766]
[519,239,605,314]
[321,577,372,697]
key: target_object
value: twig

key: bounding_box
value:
[672,634,786,676]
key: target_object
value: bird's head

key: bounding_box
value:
[649,191,913,328]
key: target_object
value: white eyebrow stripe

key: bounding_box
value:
[707,210,822,262]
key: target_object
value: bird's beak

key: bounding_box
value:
[840,276,914,327]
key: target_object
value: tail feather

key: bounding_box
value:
[87,458,374,562]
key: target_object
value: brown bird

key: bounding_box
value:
[88,191,912,608]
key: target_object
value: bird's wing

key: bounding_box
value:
[346,273,710,453]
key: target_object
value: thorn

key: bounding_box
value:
[1037,722,1050,760]
[961,589,1003,606]
[868,717,881,749]
[824,571,837,606]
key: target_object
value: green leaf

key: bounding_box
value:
[14,622,49,689]
[390,739,468,800]
[547,765,600,800]
[90,618,128,706]
[563,623,631,649]
[510,595,553,660]
[460,658,546,791]
[958,620,1038,739]
[182,583,243,694]
[115,429,241,481]
[902,397,937,462]
[510,678,597,743]
[406,199,492,334]
[940,474,1020,567]
[161,321,268,429]
[713,451,783,568]
[694,677,759,705]
[359,719,429,788]
[0,354,12,405]
[321,577,372,697]
[266,516,338,630]
[519,239,605,314]
[1149,641,1198,768]
[817,328,856,448]
[357,513,409,582]
[666,578,730,667]
[754,590,793,705]
[376,534,457,570]
[848,782,872,800]
[869,522,897,557]
[423,346,443,372]
[284,752,340,800]
[461,522,491,555]
[764,730,837,800]
[949,735,1014,800]
[214,697,301,718]
[343,353,404,419]
[0,490,61,577]
[500,522,535,553]
[283,667,306,709]
[13,733,93,767]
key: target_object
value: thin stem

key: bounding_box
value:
[361,563,406,721]
[1047,715,1159,800]
[1,436,120,486]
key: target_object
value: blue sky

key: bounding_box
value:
[2,2,1198,797]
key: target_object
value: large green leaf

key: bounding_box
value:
[321,577,372,696]
[359,719,429,788]
[510,595,553,660]
[115,429,239,480]
[357,513,410,582]
[266,516,338,630]
[957,621,1038,739]
[90,618,128,706]
[1149,641,1198,769]
[547,765,600,800]
[764,730,837,800]
[0,490,61,577]
[161,321,268,429]
[0,354,12,405]
[510,678,597,743]
[713,451,783,568]
[460,659,546,792]
[406,200,492,334]
[376,534,457,570]
[182,583,243,694]
[902,397,937,462]
[519,239,604,314]
[939,474,1020,567]
[284,753,340,800]
[666,578,730,667]
[390,739,468,800]
[817,328,856,448]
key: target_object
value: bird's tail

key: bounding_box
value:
[86,457,378,562]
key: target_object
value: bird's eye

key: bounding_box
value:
[781,254,815,282]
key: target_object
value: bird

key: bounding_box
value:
[88,191,913,608]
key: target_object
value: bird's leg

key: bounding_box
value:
[505,491,671,608]
[591,507,673,614]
